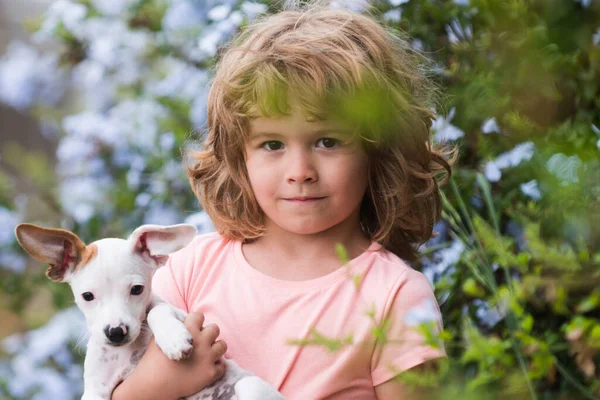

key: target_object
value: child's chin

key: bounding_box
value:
[293,224,336,236]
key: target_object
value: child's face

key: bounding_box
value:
[244,105,369,237]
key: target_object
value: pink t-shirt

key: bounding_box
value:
[153,233,445,399]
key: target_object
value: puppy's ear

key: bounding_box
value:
[14,223,87,282]
[128,224,197,268]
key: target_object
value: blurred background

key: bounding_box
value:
[0,0,55,339]
[0,0,598,399]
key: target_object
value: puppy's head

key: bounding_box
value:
[15,223,197,346]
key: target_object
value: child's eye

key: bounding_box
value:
[261,141,284,151]
[316,138,341,149]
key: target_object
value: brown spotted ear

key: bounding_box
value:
[14,223,87,282]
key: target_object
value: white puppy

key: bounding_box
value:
[15,223,283,400]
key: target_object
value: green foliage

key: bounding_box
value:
[287,328,354,353]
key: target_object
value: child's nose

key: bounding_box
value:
[286,150,318,183]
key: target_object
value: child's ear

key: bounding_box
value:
[128,224,197,268]
[14,223,86,282]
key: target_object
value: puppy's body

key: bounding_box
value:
[82,314,255,400]
[15,223,283,400]
[81,323,149,399]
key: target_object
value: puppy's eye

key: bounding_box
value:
[82,292,95,301]
[131,285,144,295]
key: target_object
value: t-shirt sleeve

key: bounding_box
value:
[371,268,446,386]
[152,249,190,313]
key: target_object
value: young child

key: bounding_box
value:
[113,2,455,399]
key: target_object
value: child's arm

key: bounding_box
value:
[371,270,446,398]
[374,361,438,400]
[112,312,227,400]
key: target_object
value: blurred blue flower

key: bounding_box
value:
[520,180,542,200]
[163,0,207,33]
[481,117,499,134]
[208,4,232,21]
[432,107,465,142]
[484,142,535,182]
[240,2,268,20]
[0,42,65,110]
[34,0,87,41]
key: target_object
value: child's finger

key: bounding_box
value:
[201,323,221,343]
[212,340,227,357]
[184,312,205,332]
[211,360,226,382]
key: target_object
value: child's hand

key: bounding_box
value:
[112,312,227,400]
[178,312,228,395]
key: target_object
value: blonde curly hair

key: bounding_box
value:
[186,2,456,262]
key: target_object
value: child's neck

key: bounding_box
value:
[242,219,372,281]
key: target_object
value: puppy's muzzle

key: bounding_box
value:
[104,325,129,345]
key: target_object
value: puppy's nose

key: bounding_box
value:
[104,325,128,344]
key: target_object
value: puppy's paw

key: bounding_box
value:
[154,322,193,361]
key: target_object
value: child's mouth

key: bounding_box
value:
[284,196,326,203]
